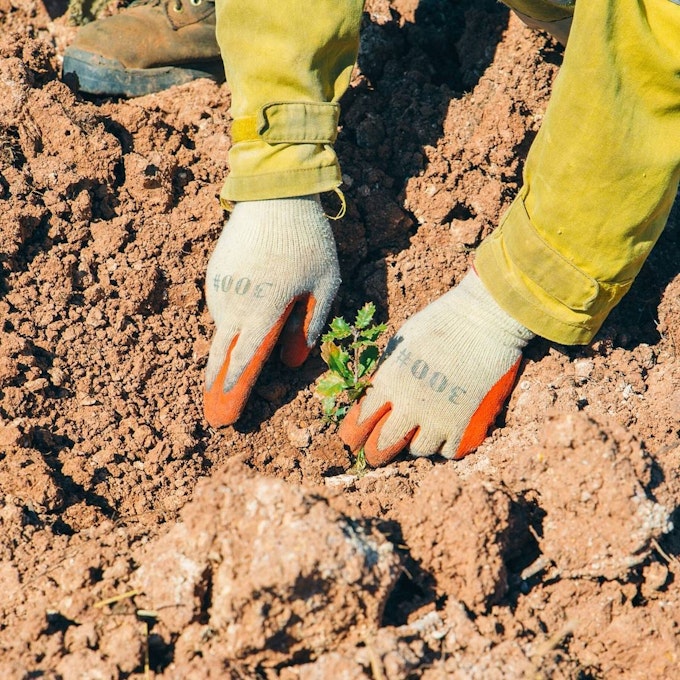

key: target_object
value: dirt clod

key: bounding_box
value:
[1,1,679,678]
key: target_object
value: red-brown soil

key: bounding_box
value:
[2,1,680,678]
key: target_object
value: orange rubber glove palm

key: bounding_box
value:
[339,270,534,465]
[204,195,340,427]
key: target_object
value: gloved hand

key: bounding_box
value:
[339,270,535,465]
[204,194,340,427]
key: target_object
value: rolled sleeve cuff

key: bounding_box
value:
[220,140,342,204]
[474,194,634,345]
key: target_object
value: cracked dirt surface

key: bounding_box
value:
[1,1,680,678]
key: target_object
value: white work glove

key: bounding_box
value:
[339,270,535,465]
[204,195,340,427]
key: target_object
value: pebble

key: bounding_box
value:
[573,359,594,383]
[287,425,311,449]
[24,377,49,393]
[642,560,669,597]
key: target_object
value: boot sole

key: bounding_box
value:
[62,48,225,97]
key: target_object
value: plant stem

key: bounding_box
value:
[348,447,367,477]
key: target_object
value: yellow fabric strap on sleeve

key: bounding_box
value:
[232,102,341,145]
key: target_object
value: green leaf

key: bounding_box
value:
[320,340,336,365]
[315,302,385,430]
[328,316,352,339]
[360,323,388,341]
[316,372,348,397]
[321,395,338,416]
[357,344,379,379]
[354,302,376,330]
[334,405,349,421]
[321,342,353,381]
[346,381,370,403]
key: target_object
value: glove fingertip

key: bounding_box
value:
[280,331,312,368]
[338,400,393,457]
[280,294,316,368]
[454,356,522,459]
[364,422,418,467]
[339,400,375,450]
[204,384,248,428]
[204,316,291,428]
[204,353,246,428]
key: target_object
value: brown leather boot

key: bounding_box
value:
[62,0,224,97]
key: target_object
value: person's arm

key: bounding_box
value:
[214,0,363,203]
[477,0,680,346]
[341,0,680,464]
[204,1,364,426]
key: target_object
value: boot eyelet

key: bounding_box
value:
[190,0,202,5]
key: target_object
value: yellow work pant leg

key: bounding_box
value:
[476,0,680,344]
[215,0,364,203]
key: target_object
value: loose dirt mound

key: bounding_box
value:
[1,1,679,678]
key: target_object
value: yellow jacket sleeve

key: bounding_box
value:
[476,0,680,344]
[215,0,364,204]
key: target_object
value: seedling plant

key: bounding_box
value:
[316,302,387,475]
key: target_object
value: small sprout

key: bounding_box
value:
[348,448,367,476]
[316,302,387,474]
[317,302,387,422]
